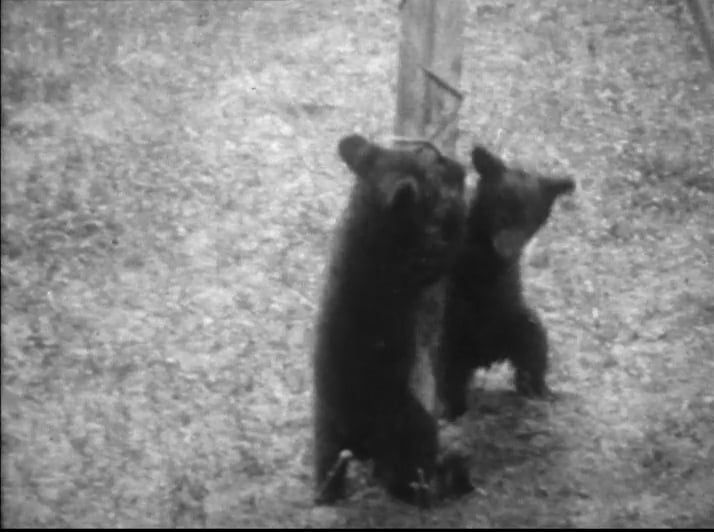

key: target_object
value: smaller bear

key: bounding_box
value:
[436,145,575,420]
[313,134,468,506]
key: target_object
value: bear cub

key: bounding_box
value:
[313,134,468,506]
[436,145,575,420]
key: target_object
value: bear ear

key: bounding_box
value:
[338,134,378,178]
[471,146,505,180]
[387,177,419,213]
[542,174,576,200]
[492,228,530,261]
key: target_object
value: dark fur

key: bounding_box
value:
[313,134,467,506]
[437,146,575,420]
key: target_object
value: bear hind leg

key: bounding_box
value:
[373,395,439,507]
[509,310,552,398]
[314,423,352,505]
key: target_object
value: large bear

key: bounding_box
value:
[313,134,468,507]
[436,145,575,420]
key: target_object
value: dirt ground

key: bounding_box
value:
[1,0,713,527]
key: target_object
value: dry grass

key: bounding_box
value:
[1,0,713,527]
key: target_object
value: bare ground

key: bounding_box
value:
[1,0,713,527]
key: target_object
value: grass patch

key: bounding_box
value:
[2,0,713,527]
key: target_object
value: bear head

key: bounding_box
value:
[337,134,467,286]
[468,145,575,261]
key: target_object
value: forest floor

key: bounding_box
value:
[2,0,713,527]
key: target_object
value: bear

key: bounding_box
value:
[312,133,469,507]
[436,145,575,421]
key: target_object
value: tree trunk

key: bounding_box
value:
[394,0,465,415]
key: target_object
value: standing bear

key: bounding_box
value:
[436,145,575,421]
[313,134,469,506]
